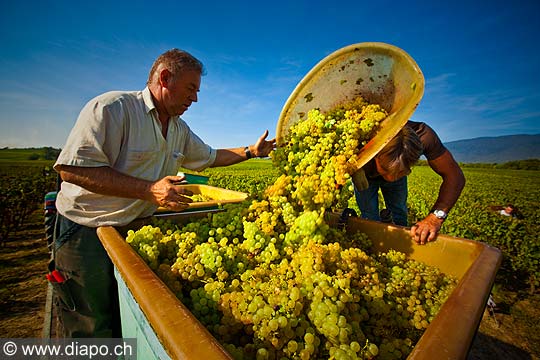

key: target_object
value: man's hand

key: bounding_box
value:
[213,131,276,167]
[147,175,193,211]
[253,130,276,158]
[409,214,444,245]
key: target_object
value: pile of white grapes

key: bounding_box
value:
[127,97,457,360]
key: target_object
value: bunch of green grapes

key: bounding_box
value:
[271,97,387,212]
[126,225,163,270]
[125,96,458,360]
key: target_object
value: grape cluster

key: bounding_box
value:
[271,96,386,212]
[127,97,458,359]
[189,193,213,202]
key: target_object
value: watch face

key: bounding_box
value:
[434,210,447,219]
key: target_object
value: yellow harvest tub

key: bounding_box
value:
[277,42,425,171]
[97,212,501,360]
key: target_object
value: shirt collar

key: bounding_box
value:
[142,87,156,114]
[142,87,181,123]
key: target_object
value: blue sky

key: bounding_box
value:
[1,0,539,149]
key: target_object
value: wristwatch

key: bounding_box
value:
[432,209,448,220]
[244,146,253,159]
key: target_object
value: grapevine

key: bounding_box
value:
[0,165,57,245]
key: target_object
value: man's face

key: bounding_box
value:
[162,69,201,116]
[375,157,410,182]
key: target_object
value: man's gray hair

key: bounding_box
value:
[147,49,205,86]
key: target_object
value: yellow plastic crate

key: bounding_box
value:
[277,42,425,171]
[97,212,501,360]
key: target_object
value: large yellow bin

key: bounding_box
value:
[97,211,501,360]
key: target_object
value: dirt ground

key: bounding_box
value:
[1,210,539,359]
[469,296,540,359]
[0,212,50,338]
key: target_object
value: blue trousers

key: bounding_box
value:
[354,176,409,226]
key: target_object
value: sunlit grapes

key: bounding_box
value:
[126,97,457,359]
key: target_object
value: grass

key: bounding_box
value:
[187,158,273,172]
[0,147,59,166]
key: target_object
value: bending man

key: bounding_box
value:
[354,121,465,245]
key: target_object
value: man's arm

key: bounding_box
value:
[56,165,193,211]
[212,130,276,167]
[427,150,466,213]
[409,150,465,244]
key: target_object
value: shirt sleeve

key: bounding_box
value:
[54,95,124,170]
[411,121,448,161]
[176,120,217,172]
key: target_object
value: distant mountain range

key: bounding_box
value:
[443,134,540,163]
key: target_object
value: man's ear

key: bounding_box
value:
[159,69,172,88]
